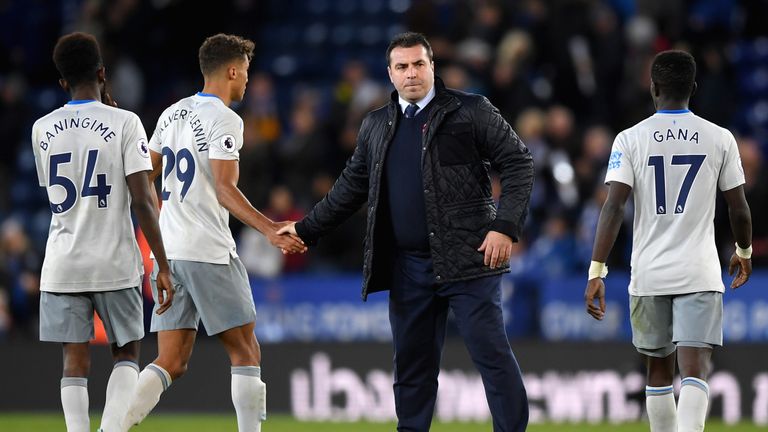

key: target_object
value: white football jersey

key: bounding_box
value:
[32,100,151,293]
[148,93,243,264]
[605,110,745,296]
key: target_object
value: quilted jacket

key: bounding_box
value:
[296,78,534,300]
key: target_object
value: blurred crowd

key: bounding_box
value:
[0,0,767,339]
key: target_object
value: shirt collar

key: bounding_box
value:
[398,85,435,117]
[655,109,691,114]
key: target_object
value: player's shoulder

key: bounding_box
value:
[209,99,241,123]
[614,115,667,147]
[159,95,195,116]
[33,106,67,129]
[100,103,143,124]
[612,122,643,145]
[690,112,734,142]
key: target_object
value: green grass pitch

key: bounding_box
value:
[0,413,765,431]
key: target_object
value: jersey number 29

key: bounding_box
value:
[161,147,195,202]
[647,154,706,215]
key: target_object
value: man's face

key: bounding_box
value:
[231,55,250,102]
[387,45,434,103]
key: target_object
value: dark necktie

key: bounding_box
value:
[404,103,419,119]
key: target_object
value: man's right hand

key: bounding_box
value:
[276,222,298,236]
[584,278,606,321]
[270,221,306,254]
[728,253,752,289]
[155,267,174,315]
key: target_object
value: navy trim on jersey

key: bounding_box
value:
[67,99,98,105]
[196,92,221,100]
[656,109,691,114]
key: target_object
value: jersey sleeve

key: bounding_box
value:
[604,132,634,187]
[122,113,153,176]
[31,121,46,187]
[208,113,243,161]
[718,130,746,191]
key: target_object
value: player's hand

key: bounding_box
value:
[100,79,118,107]
[270,221,306,255]
[728,253,752,289]
[477,231,512,269]
[101,92,117,107]
[155,268,174,315]
[584,278,606,320]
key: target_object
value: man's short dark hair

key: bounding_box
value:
[52,32,103,88]
[199,33,255,76]
[651,50,697,101]
[386,32,433,66]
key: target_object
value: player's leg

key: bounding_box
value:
[673,291,722,432]
[630,295,677,432]
[191,256,263,431]
[122,260,200,431]
[92,287,144,432]
[218,322,266,432]
[98,342,140,432]
[388,252,448,431]
[62,342,91,432]
[122,329,197,431]
[40,291,95,432]
[644,352,677,432]
[445,275,528,432]
[676,347,712,432]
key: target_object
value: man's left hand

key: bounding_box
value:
[478,230,513,269]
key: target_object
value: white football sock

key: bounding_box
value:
[646,385,676,432]
[121,363,172,431]
[61,377,89,432]
[100,361,139,432]
[678,377,709,432]
[231,366,266,432]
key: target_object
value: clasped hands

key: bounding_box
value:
[269,221,306,255]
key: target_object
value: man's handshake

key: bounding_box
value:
[268,221,306,254]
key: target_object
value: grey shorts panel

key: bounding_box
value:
[150,257,256,336]
[40,287,144,347]
[630,291,722,357]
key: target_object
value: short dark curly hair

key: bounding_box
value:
[651,50,697,101]
[199,33,255,76]
[386,32,433,66]
[52,32,103,88]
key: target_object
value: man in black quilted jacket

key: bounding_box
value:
[279,32,533,432]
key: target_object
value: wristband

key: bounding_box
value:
[588,261,608,280]
[735,243,752,259]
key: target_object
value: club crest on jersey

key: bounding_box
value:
[608,151,622,170]
[221,134,236,153]
[137,138,149,158]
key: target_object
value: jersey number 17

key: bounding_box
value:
[647,154,706,215]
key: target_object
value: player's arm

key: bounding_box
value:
[722,185,752,288]
[127,171,174,314]
[584,181,632,321]
[147,150,163,210]
[209,159,306,254]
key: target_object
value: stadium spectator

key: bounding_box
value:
[0,218,41,337]
[240,186,307,277]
